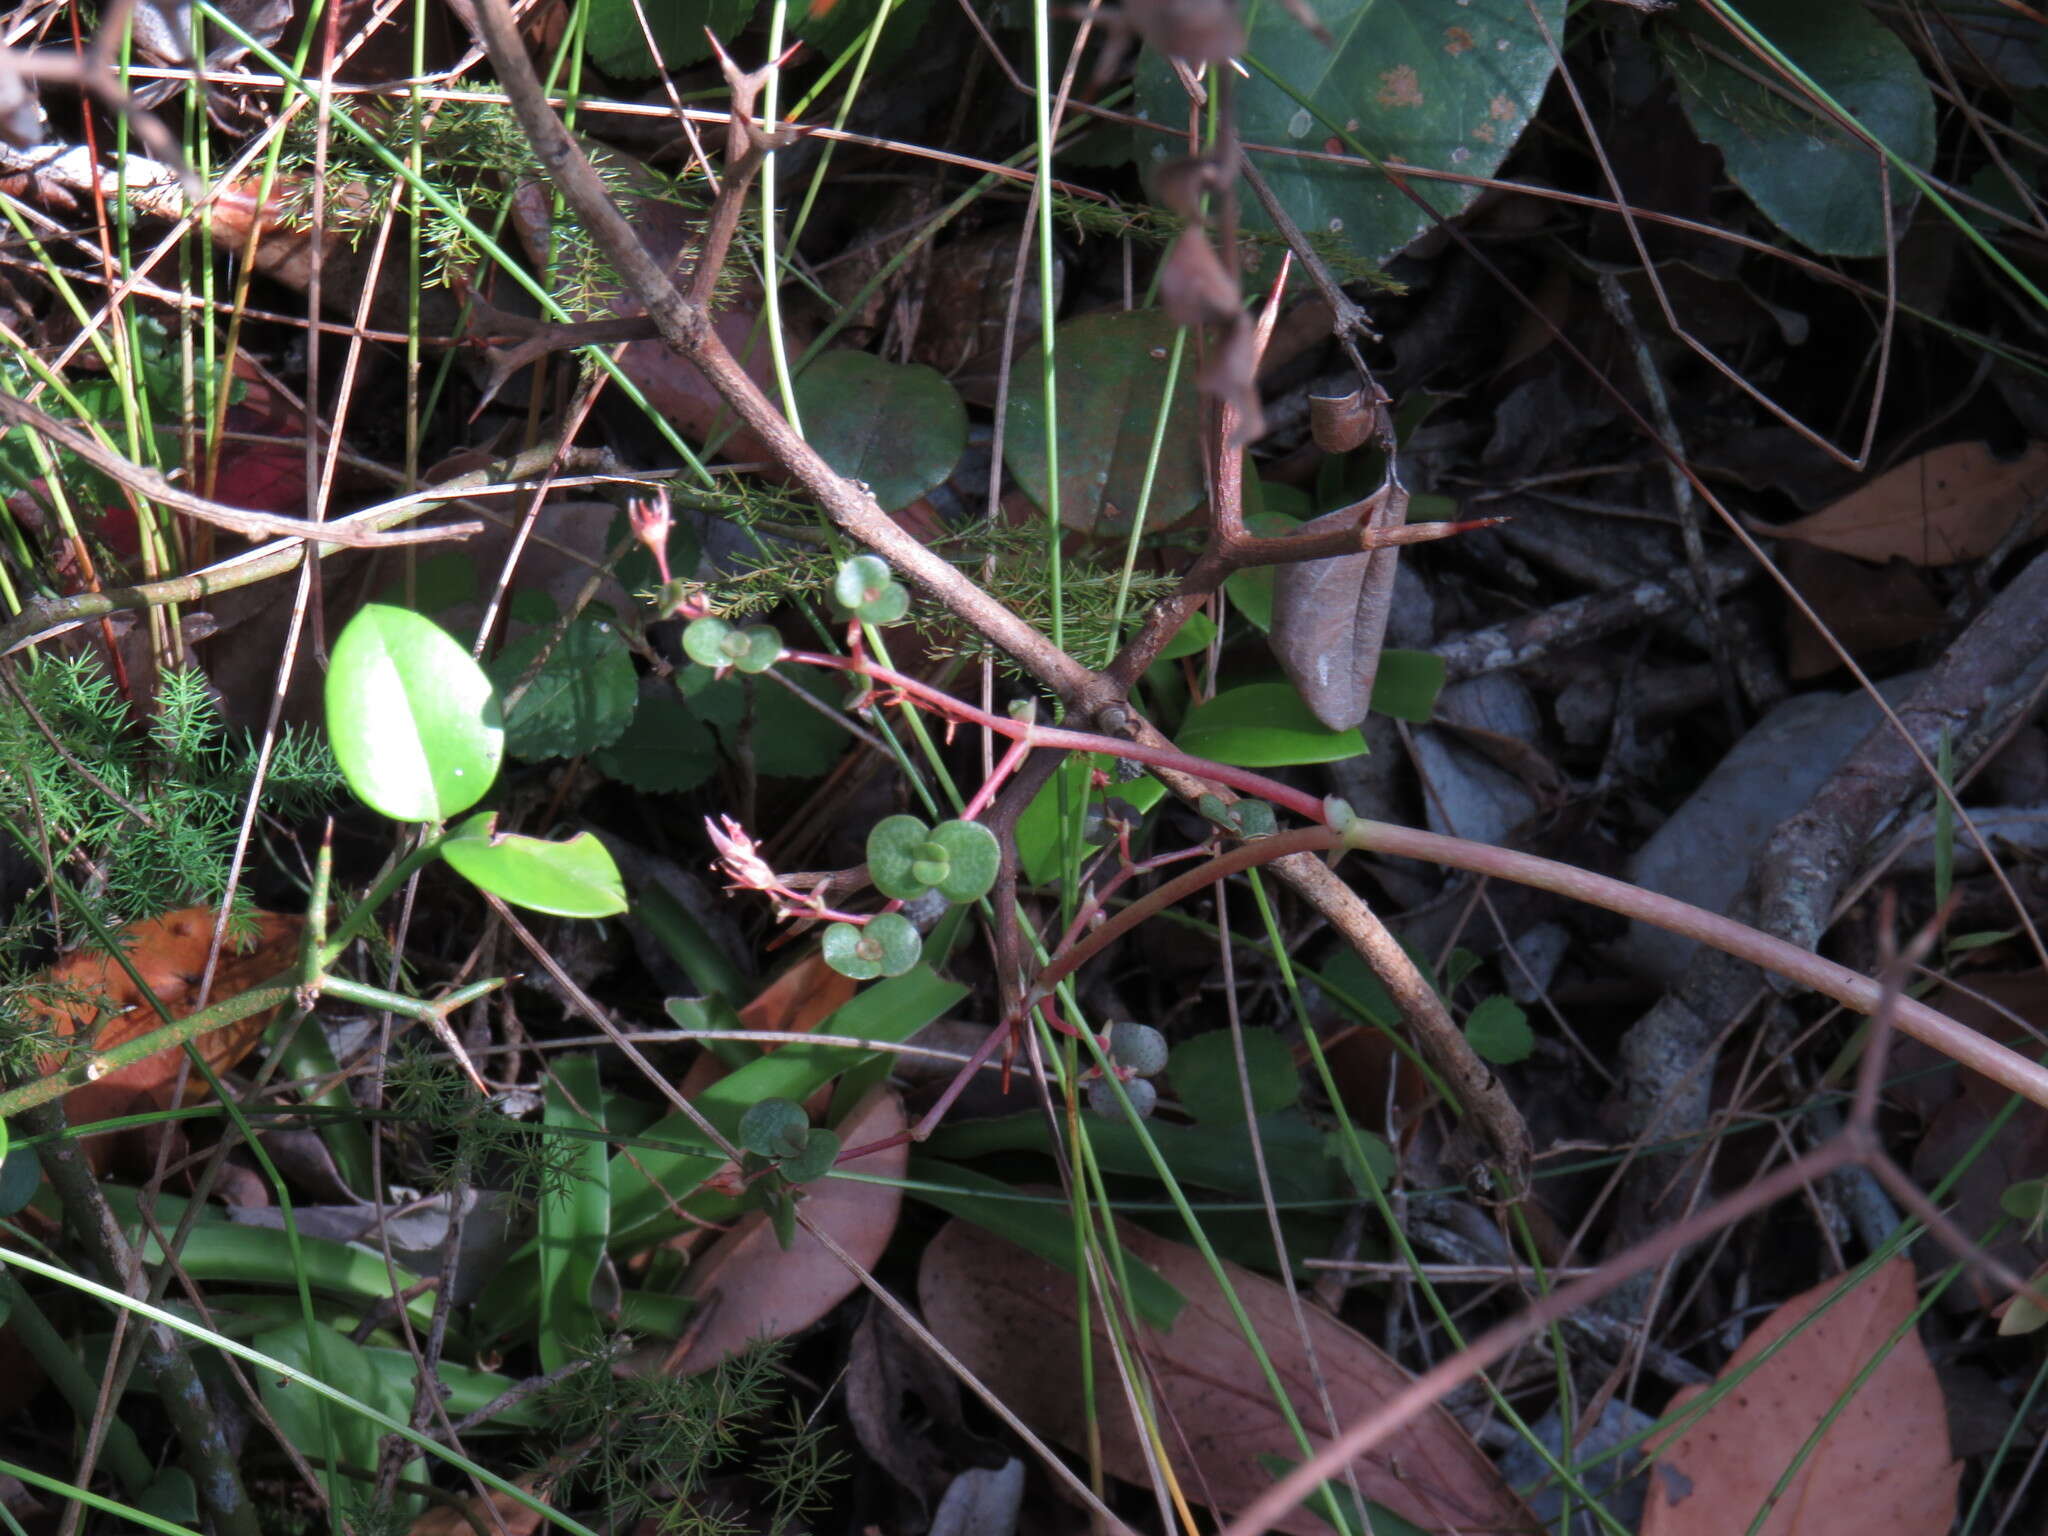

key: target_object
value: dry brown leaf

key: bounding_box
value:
[917,1217,1533,1536]
[1640,1258,1961,1535]
[28,907,301,1136]
[406,1476,547,1535]
[1766,440,2048,566]
[1270,484,1409,732]
[663,1087,907,1375]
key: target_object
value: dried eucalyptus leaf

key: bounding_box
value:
[1269,487,1408,732]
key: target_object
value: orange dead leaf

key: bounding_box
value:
[28,907,302,1133]
[918,1218,1532,1536]
[406,1476,547,1535]
[1640,1258,1961,1535]
[738,948,860,1042]
[1765,440,2048,566]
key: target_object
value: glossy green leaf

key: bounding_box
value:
[441,813,628,917]
[538,1055,611,1372]
[1138,0,1562,264]
[325,604,502,822]
[489,618,637,761]
[1004,310,1205,535]
[834,555,895,610]
[1370,649,1446,723]
[1170,1028,1301,1127]
[591,687,717,794]
[1177,682,1366,767]
[1464,994,1533,1065]
[1662,0,1935,257]
[1155,610,1217,663]
[733,626,783,674]
[822,912,922,979]
[795,351,967,512]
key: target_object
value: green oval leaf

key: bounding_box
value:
[326,604,503,822]
[441,813,628,917]
[795,351,967,512]
[1662,0,1935,258]
[867,814,936,900]
[821,913,922,980]
[1004,310,1205,536]
[488,619,638,761]
[738,1098,811,1159]
[1139,0,1562,264]
[1169,1028,1300,1127]
[683,617,736,669]
[834,555,895,610]
[734,627,783,674]
[779,1128,841,1185]
[1464,995,1533,1066]
[1177,682,1366,768]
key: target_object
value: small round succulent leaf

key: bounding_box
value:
[779,1128,841,1184]
[861,912,924,977]
[834,555,894,610]
[683,617,735,669]
[822,922,883,980]
[867,813,936,900]
[854,583,910,625]
[926,819,1000,902]
[735,627,783,674]
[1108,1021,1170,1078]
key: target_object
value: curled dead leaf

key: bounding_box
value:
[1270,485,1410,731]
[917,1217,1532,1535]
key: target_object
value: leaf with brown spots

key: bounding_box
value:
[1640,1258,1961,1535]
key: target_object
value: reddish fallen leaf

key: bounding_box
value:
[738,948,861,1042]
[917,1217,1533,1536]
[1765,440,2048,566]
[662,1087,907,1375]
[29,907,302,1138]
[406,1476,546,1535]
[1640,1258,1961,1535]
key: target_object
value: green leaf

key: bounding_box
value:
[538,1055,611,1373]
[733,626,783,674]
[0,1144,31,1220]
[686,669,850,778]
[373,551,477,614]
[1177,682,1366,767]
[1661,0,1935,257]
[592,687,717,793]
[1004,310,1205,535]
[441,813,628,917]
[867,813,936,900]
[1139,0,1562,264]
[489,618,638,761]
[795,351,967,512]
[254,1322,419,1515]
[582,0,753,77]
[602,967,966,1244]
[1370,648,1446,723]
[326,604,503,822]
[683,616,737,669]
[834,555,895,610]
[1224,508,1305,634]
[926,819,1000,902]
[1014,757,1169,886]
[1464,994,1533,1065]
[780,1128,841,1185]
[1155,609,1217,663]
[822,912,922,979]
[1170,1028,1301,1127]
[738,1098,812,1159]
